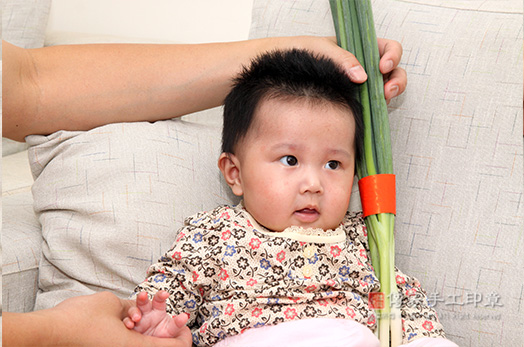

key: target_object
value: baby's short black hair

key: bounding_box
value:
[222,48,363,163]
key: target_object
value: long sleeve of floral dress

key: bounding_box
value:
[393,266,446,342]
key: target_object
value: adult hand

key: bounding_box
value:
[281,36,406,103]
[378,38,407,104]
[3,292,193,347]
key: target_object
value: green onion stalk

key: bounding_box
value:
[330,0,402,346]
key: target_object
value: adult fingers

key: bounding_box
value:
[321,37,368,83]
[384,66,407,103]
[377,38,403,74]
[377,38,406,101]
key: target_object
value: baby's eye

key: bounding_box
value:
[325,160,340,170]
[279,155,298,166]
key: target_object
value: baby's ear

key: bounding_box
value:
[218,153,243,196]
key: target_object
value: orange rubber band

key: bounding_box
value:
[358,174,396,218]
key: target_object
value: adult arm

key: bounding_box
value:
[2,292,192,347]
[3,37,405,141]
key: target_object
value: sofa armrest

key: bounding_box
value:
[2,190,42,312]
[2,151,42,313]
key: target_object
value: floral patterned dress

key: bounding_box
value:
[134,204,446,346]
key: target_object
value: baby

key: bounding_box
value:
[123,49,457,347]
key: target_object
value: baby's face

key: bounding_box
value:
[229,97,356,232]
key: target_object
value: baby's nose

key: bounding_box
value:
[300,170,323,194]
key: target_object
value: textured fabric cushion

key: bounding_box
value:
[2,0,51,48]
[26,118,239,309]
[2,139,28,157]
[2,151,41,312]
[2,191,42,313]
[249,1,523,346]
[2,0,52,155]
[2,0,50,314]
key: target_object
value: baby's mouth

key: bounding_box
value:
[294,207,320,223]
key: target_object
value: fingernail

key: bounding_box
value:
[348,65,367,81]
[389,85,399,98]
[384,59,394,72]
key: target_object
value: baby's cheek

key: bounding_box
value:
[329,189,352,217]
[261,179,290,200]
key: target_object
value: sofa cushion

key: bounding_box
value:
[2,0,51,48]
[2,151,41,312]
[2,0,52,156]
[26,118,239,309]
[2,190,42,313]
[249,0,523,346]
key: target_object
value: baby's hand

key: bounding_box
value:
[123,290,189,338]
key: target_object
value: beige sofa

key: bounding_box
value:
[2,1,523,346]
